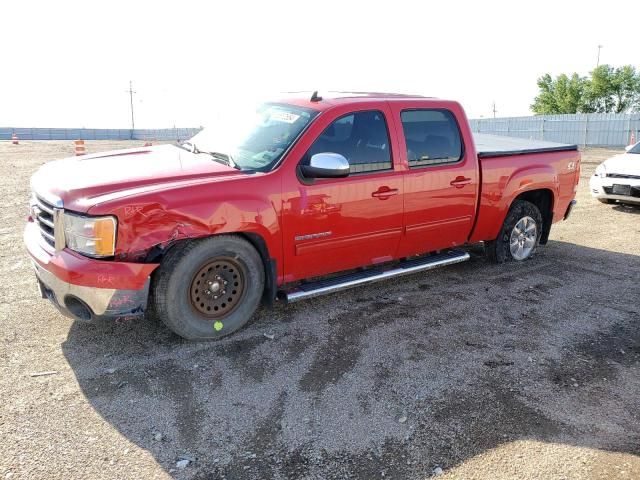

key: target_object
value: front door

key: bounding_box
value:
[281,106,404,282]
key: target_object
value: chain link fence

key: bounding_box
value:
[469,113,640,147]
[0,127,202,142]
[5,114,640,148]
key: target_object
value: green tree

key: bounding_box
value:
[531,73,587,114]
[531,65,640,114]
[582,65,640,113]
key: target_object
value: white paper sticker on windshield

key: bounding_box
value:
[269,111,300,124]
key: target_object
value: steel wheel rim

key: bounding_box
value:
[189,257,245,318]
[509,216,537,260]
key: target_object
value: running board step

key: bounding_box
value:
[281,249,470,303]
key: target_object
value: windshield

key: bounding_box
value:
[187,103,318,171]
[628,142,640,154]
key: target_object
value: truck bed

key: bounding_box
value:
[473,133,578,158]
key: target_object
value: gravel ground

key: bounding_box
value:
[1,141,639,480]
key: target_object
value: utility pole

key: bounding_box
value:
[128,80,136,131]
[492,101,497,119]
[596,45,603,67]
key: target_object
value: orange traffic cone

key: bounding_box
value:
[11,133,18,145]
[74,139,86,156]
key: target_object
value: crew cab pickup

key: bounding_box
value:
[25,92,581,339]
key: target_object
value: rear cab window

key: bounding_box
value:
[400,109,463,167]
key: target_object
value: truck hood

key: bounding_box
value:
[30,144,241,212]
[603,153,640,176]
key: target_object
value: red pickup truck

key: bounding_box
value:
[25,92,580,340]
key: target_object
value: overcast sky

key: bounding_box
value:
[1,0,636,128]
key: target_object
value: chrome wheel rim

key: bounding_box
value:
[509,216,537,260]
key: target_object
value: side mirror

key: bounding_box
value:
[300,153,350,178]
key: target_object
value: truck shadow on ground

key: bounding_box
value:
[61,241,640,479]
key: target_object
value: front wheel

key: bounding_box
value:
[486,200,543,263]
[152,235,265,340]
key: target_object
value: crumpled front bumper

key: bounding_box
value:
[25,221,159,322]
[33,261,151,321]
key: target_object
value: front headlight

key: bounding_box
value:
[594,164,607,178]
[63,212,117,258]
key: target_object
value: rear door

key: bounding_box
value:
[389,103,479,257]
[281,103,404,281]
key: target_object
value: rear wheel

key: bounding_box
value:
[152,235,265,340]
[486,200,543,263]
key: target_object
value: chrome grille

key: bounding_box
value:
[31,193,63,248]
[607,173,640,180]
[33,196,55,246]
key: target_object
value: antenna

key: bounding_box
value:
[310,91,322,102]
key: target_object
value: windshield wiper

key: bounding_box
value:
[179,142,240,169]
[205,151,239,170]
[177,141,198,153]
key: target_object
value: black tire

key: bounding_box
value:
[598,198,616,204]
[152,235,265,340]
[486,200,543,263]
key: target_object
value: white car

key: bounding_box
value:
[590,142,640,205]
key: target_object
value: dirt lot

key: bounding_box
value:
[1,141,639,480]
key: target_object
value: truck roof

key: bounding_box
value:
[277,91,436,111]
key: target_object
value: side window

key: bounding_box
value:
[400,109,463,167]
[307,110,392,174]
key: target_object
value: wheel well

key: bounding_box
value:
[237,233,277,306]
[145,233,277,306]
[514,189,554,244]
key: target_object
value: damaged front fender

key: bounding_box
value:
[86,178,283,280]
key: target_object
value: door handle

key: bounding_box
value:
[371,187,399,199]
[450,176,472,188]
